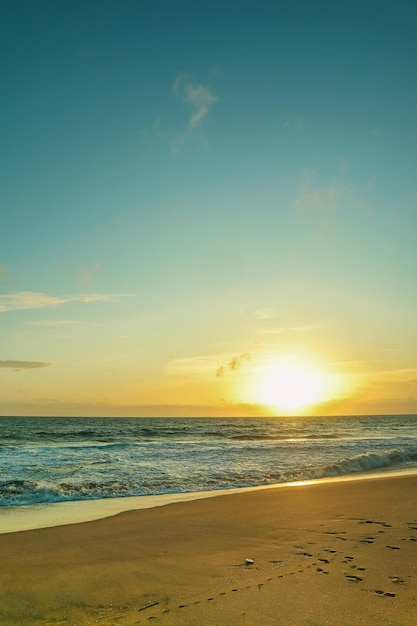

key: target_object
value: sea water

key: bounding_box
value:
[1,414,417,509]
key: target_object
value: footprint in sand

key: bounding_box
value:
[374,590,396,597]
[360,520,392,528]
[345,574,363,582]
[386,545,400,550]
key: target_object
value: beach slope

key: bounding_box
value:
[1,475,416,625]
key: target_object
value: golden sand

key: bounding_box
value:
[1,475,416,625]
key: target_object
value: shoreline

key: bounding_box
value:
[2,465,417,535]
[1,472,417,625]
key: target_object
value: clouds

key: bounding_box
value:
[0,360,52,371]
[168,74,218,152]
[151,73,218,153]
[0,291,127,313]
[293,169,373,225]
[166,351,252,379]
[294,184,339,214]
[166,355,217,377]
[216,353,251,378]
[173,74,218,130]
[25,320,78,327]
[255,308,279,320]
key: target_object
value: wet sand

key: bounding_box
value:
[1,474,416,625]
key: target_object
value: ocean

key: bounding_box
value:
[1,414,417,509]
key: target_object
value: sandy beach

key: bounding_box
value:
[1,474,416,625]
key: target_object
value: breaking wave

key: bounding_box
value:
[1,441,416,507]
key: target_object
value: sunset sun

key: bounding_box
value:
[256,360,330,413]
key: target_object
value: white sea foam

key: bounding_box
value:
[2,468,417,534]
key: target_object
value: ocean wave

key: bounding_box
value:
[279,446,417,484]
[33,441,135,452]
[231,433,341,441]
[231,435,291,441]
[0,479,135,506]
[316,447,417,477]
[2,444,417,507]
[34,429,107,439]
[2,416,417,508]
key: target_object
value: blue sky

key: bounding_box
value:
[1,0,417,416]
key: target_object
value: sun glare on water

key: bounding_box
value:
[256,359,330,414]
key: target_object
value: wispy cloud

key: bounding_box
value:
[170,74,218,153]
[173,74,218,129]
[255,308,279,320]
[294,171,372,223]
[0,291,129,313]
[294,184,339,214]
[166,355,218,377]
[255,327,284,335]
[166,351,252,379]
[256,322,329,335]
[216,353,251,378]
[0,360,53,371]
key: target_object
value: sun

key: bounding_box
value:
[255,359,329,414]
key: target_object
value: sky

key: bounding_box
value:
[1,0,417,417]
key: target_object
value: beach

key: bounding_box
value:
[1,474,416,625]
